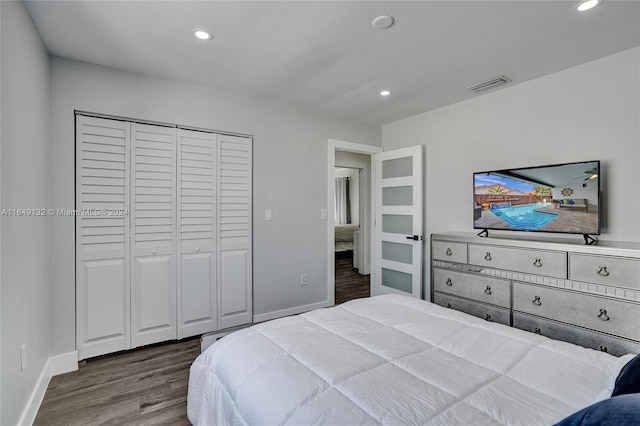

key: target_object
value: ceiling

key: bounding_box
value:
[491,161,599,188]
[24,1,640,126]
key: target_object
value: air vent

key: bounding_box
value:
[467,75,512,93]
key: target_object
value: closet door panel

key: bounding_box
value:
[177,129,217,338]
[131,123,177,347]
[133,255,175,346]
[220,249,249,316]
[180,252,216,335]
[218,135,253,329]
[76,115,130,360]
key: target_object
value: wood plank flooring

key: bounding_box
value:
[335,251,370,304]
[34,337,201,426]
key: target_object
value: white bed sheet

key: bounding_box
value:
[188,295,634,426]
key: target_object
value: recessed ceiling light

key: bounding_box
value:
[194,29,213,40]
[372,15,395,30]
[380,90,392,97]
[577,0,603,12]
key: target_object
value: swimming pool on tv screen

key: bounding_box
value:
[492,204,558,229]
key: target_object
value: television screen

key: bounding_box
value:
[473,160,600,235]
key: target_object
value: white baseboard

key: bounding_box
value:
[49,351,79,376]
[18,360,51,426]
[253,300,332,324]
[18,351,78,426]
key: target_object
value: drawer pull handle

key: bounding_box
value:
[534,327,542,335]
[533,258,542,267]
[597,266,610,277]
[445,248,452,256]
[484,286,492,295]
[152,249,157,255]
[599,345,609,353]
[597,309,610,321]
[446,303,452,308]
[445,278,453,286]
[532,296,542,306]
[484,252,492,261]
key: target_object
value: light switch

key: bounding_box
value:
[265,209,272,221]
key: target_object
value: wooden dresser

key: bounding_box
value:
[431,232,640,356]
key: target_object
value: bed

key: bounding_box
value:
[187,295,637,425]
[335,224,359,252]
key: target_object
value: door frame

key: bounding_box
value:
[327,139,382,305]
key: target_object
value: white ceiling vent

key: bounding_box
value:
[466,75,512,93]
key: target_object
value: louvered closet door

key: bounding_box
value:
[177,129,217,338]
[218,135,253,329]
[76,116,131,360]
[131,123,177,347]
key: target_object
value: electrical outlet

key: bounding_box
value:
[321,209,328,220]
[20,344,26,372]
[265,209,272,221]
[300,273,308,286]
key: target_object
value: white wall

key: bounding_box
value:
[1,1,51,424]
[48,57,380,356]
[382,47,640,297]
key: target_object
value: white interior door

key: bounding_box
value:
[76,116,131,360]
[217,134,253,329]
[177,129,217,338]
[371,145,423,298]
[130,123,177,347]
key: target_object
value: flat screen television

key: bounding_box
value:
[473,160,600,239]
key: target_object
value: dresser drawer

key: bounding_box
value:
[433,268,510,308]
[432,240,467,263]
[469,244,567,278]
[569,253,640,290]
[513,312,640,357]
[513,282,640,341]
[433,292,511,326]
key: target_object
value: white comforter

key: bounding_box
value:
[188,295,634,425]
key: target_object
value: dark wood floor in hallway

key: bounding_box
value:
[335,250,370,304]
[34,337,200,426]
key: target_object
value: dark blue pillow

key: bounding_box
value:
[612,353,640,397]
[554,394,640,426]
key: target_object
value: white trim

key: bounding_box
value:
[17,352,78,426]
[17,361,51,426]
[253,300,331,324]
[49,351,79,376]
[327,139,382,306]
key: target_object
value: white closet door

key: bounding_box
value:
[76,116,131,360]
[131,123,177,347]
[218,135,253,329]
[177,129,217,339]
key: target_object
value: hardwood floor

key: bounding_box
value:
[335,250,370,304]
[34,337,201,426]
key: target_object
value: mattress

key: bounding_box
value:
[187,295,634,425]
